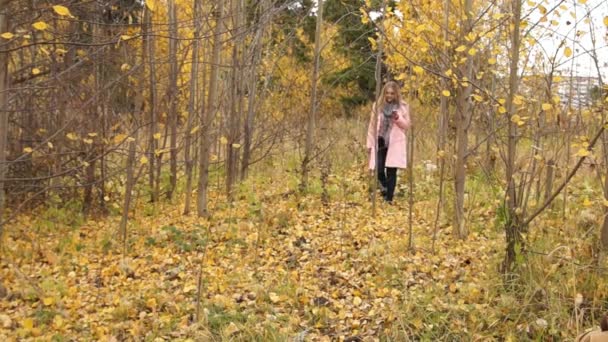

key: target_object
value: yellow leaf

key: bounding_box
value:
[47,142,53,149]
[53,315,64,329]
[455,45,466,52]
[583,198,592,207]
[32,21,49,31]
[602,198,608,207]
[564,47,573,58]
[120,35,133,41]
[140,155,149,165]
[232,143,241,149]
[367,37,377,50]
[223,322,240,337]
[468,48,477,56]
[66,132,78,141]
[576,148,590,157]
[413,65,424,74]
[190,126,200,135]
[220,136,228,145]
[1,32,14,39]
[146,297,157,309]
[269,292,280,303]
[511,114,521,123]
[579,0,587,4]
[88,132,98,137]
[83,138,93,144]
[472,94,483,102]
[120,63,130,71]
[43,297,55,306]
[32,68,41,75]
[52,5,73,17]
[542,103,552,111]
[113,133,127,144]
[516,96,527,105]
[210,154,218,161]
[442,90,451,97]
[183,284,196,293]
[146,0,156,11]
[23,147,33,153]
[353,296,362,306]
[153,132,161,140]
[498,106,507,114]
[21,318,34,330]
[604,16,608,27]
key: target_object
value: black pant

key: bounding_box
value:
[377,145,397,202]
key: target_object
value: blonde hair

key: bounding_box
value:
[376,81,403,111]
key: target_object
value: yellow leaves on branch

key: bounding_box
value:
[575,148,591,157]
[52,5,74,17]
[145,0,156,11]
[510,114,525,126]
[32,21,49,31]
[66,132,78,141]
[113,133,128,144]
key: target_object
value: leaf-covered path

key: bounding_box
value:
[1,169,503,341]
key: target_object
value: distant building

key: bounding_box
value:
[554,75,601,109]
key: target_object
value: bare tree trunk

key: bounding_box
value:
[408,126,414,250]
[301,0,324,191]
[184,0,201,215]
[120,138,136,256]
[226,0,244,198]
[198,0,224,217]
[582,7,608,249]
[146,8,159,203]
[241,6,266,181]
[0,6,8,243]
[167,0,179,200]
[432,0,450,251]
[453,0,474,239]
[503,0,523,274]
[370,0,387,216]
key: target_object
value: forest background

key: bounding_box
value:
[1,0,608,340]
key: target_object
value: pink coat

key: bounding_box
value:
[367,101,411,170]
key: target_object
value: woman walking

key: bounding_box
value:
[366,81,411,203]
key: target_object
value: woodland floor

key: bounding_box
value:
[0,161,603,341]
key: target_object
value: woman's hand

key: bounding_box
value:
[392,111,399,121]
